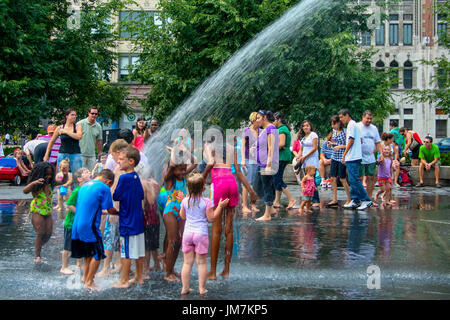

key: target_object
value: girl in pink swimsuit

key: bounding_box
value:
[202,134,257,280]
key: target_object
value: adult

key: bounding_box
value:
[132,117,150,152]
[339,109,373,210]
[292,133,302,185]
[273,112,296,209]
[37,125,61,166]
[417,136,441,188]
[78,107,103,171]
[380,133,400,187]
[23,138,48,167]
[400,127,422,166]
[318,132,333,188]
[294,120,320,207]
[326,115,351,207]
[389,120,405,157]
[357,110,382,203]
[240,112,261,214]
[43,109,83,173]
[254,110,279,221]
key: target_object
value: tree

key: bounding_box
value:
[0,0,130,134]
[129,0,395,135]
[406,1,449,114]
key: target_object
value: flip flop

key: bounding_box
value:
[326,202,339,207]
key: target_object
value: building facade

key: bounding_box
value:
[360,0,448,141]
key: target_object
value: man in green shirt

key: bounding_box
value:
[417,136,441,188]
[78,107,103,171]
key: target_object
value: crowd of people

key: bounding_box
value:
[0,106,444,294]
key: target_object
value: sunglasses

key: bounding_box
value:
[90,112,98,115]
[258,109,271,116]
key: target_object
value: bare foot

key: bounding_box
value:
[181,288,194,295]
[142,274,150,280]
[150,264,161,271]
[389,200,396,204]
[129,278,144,285]
[256,215,271,221]
[311,203,320,207]
[242,207,252,214]
[34,257,43,263]
[372,202,379,208]
[218,270,229,279]
[164,273,180,282]
[251,205,260,213]
[96,269,110,277]
[286,200,297,209]
[111,267,122,274]
[273,203,281,208]
[158,254,167,271]
[207,271,217,280]
[199,289,208,295]
[84,282,101,291]
[112,281,130,289]
[60,267,74,275]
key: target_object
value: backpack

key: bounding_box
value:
[398,167,412,186]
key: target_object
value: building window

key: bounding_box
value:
[389,24,399,45]
[403,24,413,45]
[404,108,413,115]
[376,24,385,45]
[120,11,158,39]
[437,23,447,46]
[361,31,371,46]
[375,60,385,74]
[390,60,399,89]
[119,54,140,81]
[404,119,413,130]
[389,14,399,21]
[403,60,413,89]
[403,14,413,21]
[437,68,447,89]
[436,120,447,138]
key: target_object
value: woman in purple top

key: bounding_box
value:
[254,110,279,221]
[240,112,260,215]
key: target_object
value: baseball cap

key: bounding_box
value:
[47,124,56,134]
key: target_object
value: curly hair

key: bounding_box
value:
[26,162,56,193]
[297,120,314,140]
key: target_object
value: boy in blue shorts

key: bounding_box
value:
[112,146,146,288]
[71,169,118,290]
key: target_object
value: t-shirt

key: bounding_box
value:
[241,127,259,163]
[78,118,102,157]
[71,180,114,243]
[181,197,213,235]
[293,139,301,154]
[256,124,279,172]
[345,119,362,162]
[378,158,392,178]
[113,171,145,237]
[418,144,440,163]
[64,185,80,229]
[37,135,61,165]
[278,125,292,162]
[300,132,319,168]
[390,128,404,148]
[357,122,381,164]
[320,141,333,160]
[23,140,46,155]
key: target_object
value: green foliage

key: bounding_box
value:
[406,1,449,114]
[0,0,131,134]
[441,152,450,166]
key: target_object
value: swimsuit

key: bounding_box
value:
[159,178,187,221]
[210,166,239,207]
[30,189,53,216]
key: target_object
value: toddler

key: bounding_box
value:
[298,164,317,216]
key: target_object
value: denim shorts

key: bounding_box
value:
[273,160,289,191]
[57,153,82,173]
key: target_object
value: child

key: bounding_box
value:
[202,134,257,280]
[374,146,394,206]
[180,173,229,295]
[141,169,161,274]
[158,141,197,282]
[14,149,31,177]
[298,164,317,216]
[71,169,118,290]
[60,168,92,275]
[112,146,146,288]
[23,162,57,262]
[54,159,73,215]
[92,152,107,178]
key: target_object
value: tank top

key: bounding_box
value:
[134,136,145,151]
[59,124,81,154]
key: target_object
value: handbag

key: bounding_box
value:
[409,138,419,151]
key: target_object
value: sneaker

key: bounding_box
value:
[343,200,360,209]
[415,182,424,187]
[436,183,442,188]
[357,201,373,211]
[321,181,328,188]
[327,181,332,188]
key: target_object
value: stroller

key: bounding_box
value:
[398,163,412,187]
[0,157,29,186]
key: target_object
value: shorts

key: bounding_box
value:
[210,176,239,207]
[377,177,392,186]
[182,232,209,255]
[359,162,377,177]
[329,159,347,179]
[33,142,48,163]
[57,153,82,173]
[71,238,106,261]
[302,195,313,201]
[144,224,160,251]
[120,233,146,259]
[411,145,422,160]
[64,227,72,251]
[103,219,120,252]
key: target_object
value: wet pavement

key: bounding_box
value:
[0,184,449,300]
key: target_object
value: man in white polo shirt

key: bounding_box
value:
[78,107,103,171]
[339,109,373,211]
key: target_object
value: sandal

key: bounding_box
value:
[326,202,339,207]
[415,182,424,187]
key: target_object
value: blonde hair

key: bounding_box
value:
[187,172,205,208]
[305,164,316,176]
[249,112,258,123]
[109,138,128,153]
[59,158,70,170]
